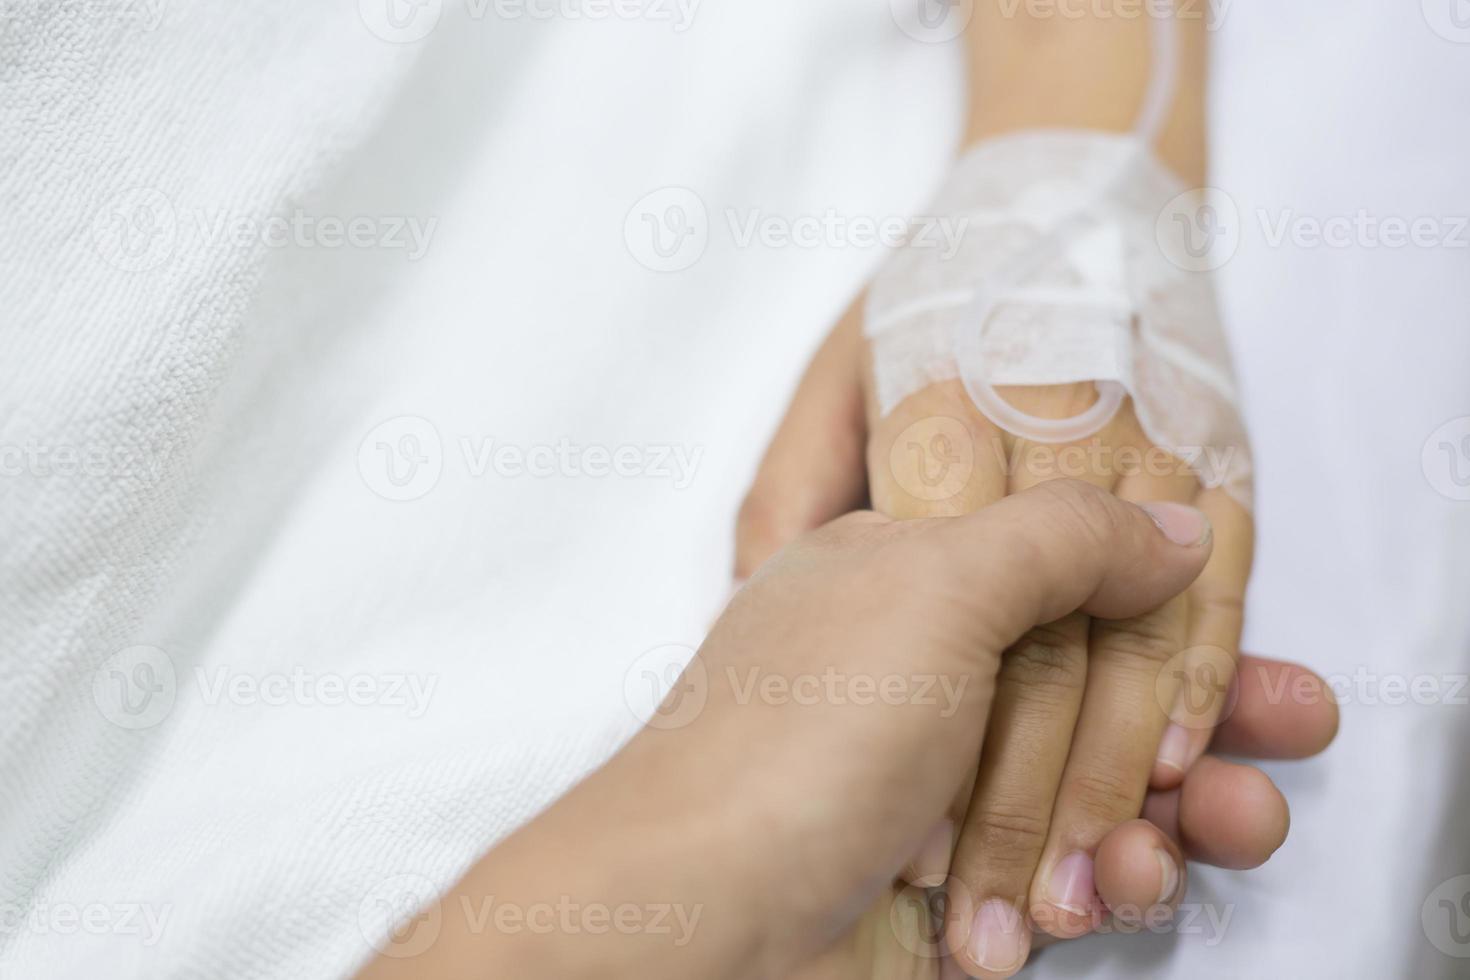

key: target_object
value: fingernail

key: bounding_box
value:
[1043,851,1097,915]
[1155,723,1192,774]
[1137,502,1211,548]
[968,899,1026,973]
[905,818,954,886]
[1154,849,1181,905]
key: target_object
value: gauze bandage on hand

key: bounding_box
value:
[864,129,1253,509]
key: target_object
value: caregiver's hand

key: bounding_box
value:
[362,481,1214,980]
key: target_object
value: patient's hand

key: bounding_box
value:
[873,378,1253,975]
[736,295,1263,977]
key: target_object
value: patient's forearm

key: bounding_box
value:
[965,0,1210,183]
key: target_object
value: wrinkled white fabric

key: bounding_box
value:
[865,131,1254,507]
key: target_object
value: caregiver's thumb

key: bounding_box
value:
[905,479,1214,658]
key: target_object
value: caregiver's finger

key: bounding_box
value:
[1093,819,1187,925]
[943,614,1090,978]
[735,298,868,578]
[1141,756,1289,870]
[1153,486,1255,784]
[920,482,1213,651]
[1210,654,1340,759]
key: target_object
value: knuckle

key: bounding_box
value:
[1003,632,1086,697]
[1094,610,1181,670]
[1066,768,1143,825]
[866,432,965,520]
[962,801,1052,871]
[1193,589,1246,622]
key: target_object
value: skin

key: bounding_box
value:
[740,4,1248,975]
[734,302,1333,978]
[361,483,1336,980]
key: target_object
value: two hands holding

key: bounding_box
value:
[729,300,1336,978]
[363,313,1338,980]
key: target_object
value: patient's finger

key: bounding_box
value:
[1012,463,1191,940]
[1153,487,1255,786]
[1210,654,1339,759]
[867,379,1007,520]
[1138,656,1330,867]
[735,298,868,577]
[1093,819,1187,924]
[1001,384,1132,496]
[1141,756,1289,869]
[1026,593,1189,939]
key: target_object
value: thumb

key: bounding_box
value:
[915,480,1214,655]
[735,299,868,579]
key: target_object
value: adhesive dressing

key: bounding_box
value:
[864,15,1252,507]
